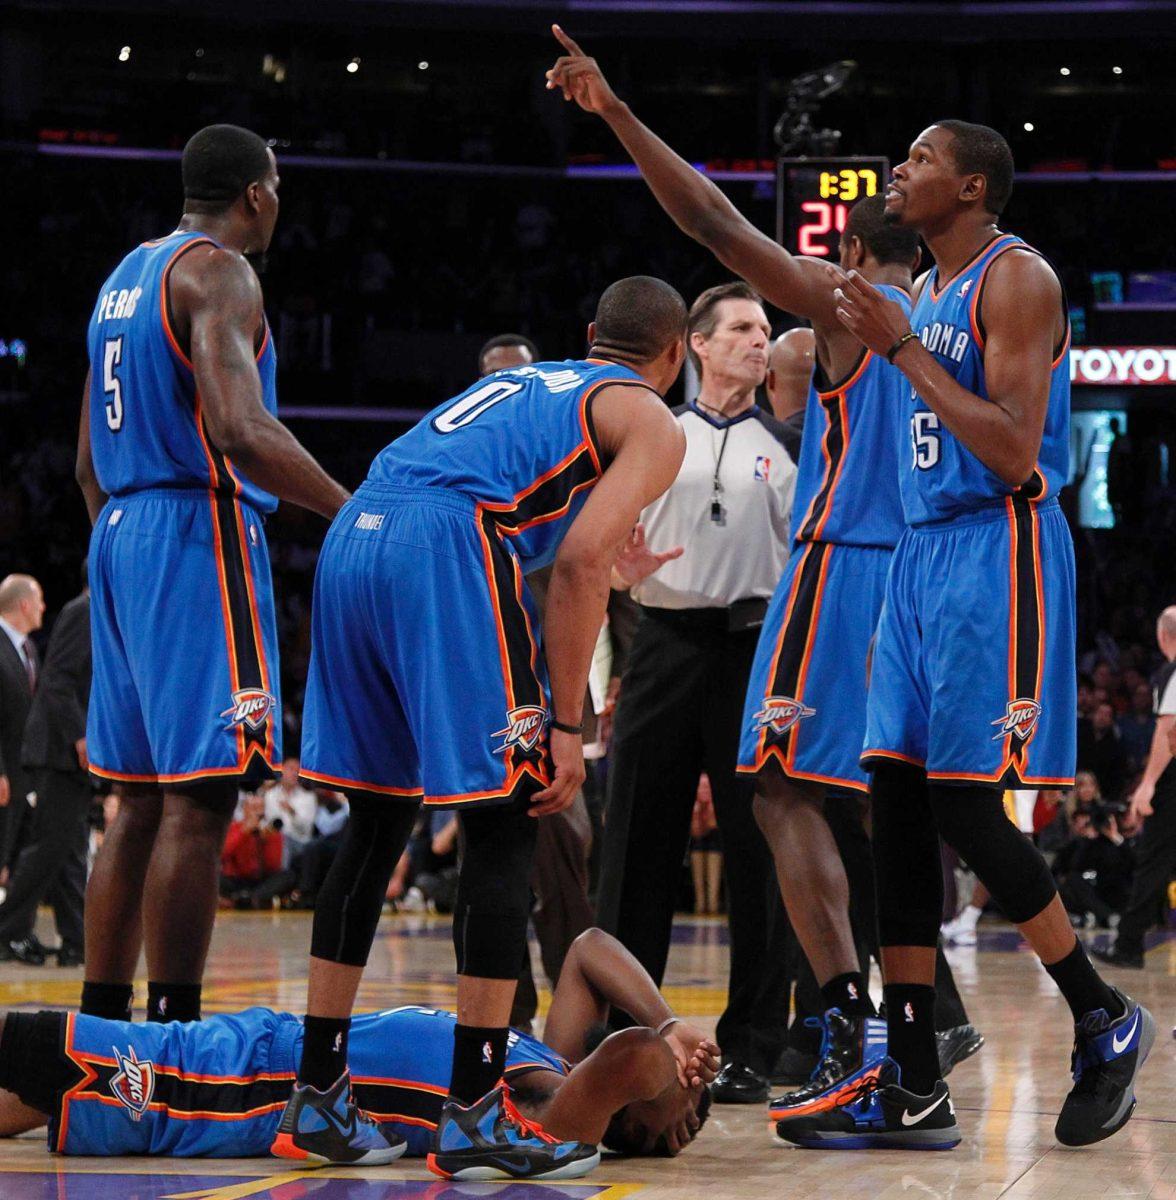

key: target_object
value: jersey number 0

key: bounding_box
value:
[432,379,523,434]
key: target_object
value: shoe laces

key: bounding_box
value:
[501,1086,559,1145]
[845,1074,882,1113]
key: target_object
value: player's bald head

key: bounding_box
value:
[592,277,687,364]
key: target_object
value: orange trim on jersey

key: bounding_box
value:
[737,760,869,794]
[860,748,926,768]
[967,237,1023,351]
[352,1076,447,1095]
[159,237,214,371]
[926,768,1074,786]
[494,471,598,536]
[815,350,871,401]
[422,764,549,807]
[298,767,423,798]
[811,389,850,542]
[754,544,814,763]
[227,488,276,764]
[511,551,542,684]
[579,385,602,475]
[363,1112,439,1130]
[1051,326,1072,370]
[88,761,279,785]
[784,546,833,772]
[1004,497,1020,770]
[57,1012,99,1153]
[476,505,516,785]
[795,417,834,541]
[482,445,586,520]
[67,1092,288,1122]
[929,233,1015,303]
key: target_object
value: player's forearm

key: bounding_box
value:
[894,342,1040,486]
[224,417,350,519]
[602,102,750,252]
[543,557,610,725]
[568,929,674,1030]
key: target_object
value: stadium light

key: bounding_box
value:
[347,58,361,74]
[118,46,131,62]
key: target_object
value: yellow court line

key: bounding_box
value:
[592,1184,644,1200]
[165,1170,320,1199]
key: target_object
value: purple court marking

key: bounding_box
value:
[0,1173,612,1199]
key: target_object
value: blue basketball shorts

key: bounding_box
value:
[863,497,1076,786]
[87,490,281,788]
[300,483,551,808]
[737,540,892,793]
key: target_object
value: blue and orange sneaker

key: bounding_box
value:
[427,1082,600,1181]
[775,1057,961,1150]
[270,1072,406,1165]
[1055,988,1154,1147]
[769,1009,888,1124]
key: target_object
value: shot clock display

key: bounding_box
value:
[776,157,890,257]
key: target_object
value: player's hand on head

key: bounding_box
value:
[529,727,585,817]
[663,1021,720,1088]
[545,25,620,115]
[833,269,914,358]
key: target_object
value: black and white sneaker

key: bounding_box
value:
[775,1058,961,1150]
[1055,989,1154,1147]
[936,1022,985,1077]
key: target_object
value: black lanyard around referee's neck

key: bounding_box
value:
[709,426,730,526]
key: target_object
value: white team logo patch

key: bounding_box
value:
[492,706,548,755]
[221,689,276,732]
[753,696,816,736]
[754,456,772,482]
[110,1045,156,1121]
[991,698,1042,743]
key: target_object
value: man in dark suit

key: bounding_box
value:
[0,575,44,884]
[0,580,89,966]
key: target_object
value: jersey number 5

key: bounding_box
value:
[103,336,125,433]
[433,379,523,433]
[911,411,940,470]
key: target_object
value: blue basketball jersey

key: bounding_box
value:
[790,285,910,549]
[904,233,1070,526]
[369,359,650,571]
[53,1006,571,1157]
[86,230,279,513]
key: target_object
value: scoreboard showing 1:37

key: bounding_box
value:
[776,157,890,258]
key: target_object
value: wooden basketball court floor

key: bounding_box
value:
[0,912,1171,1200]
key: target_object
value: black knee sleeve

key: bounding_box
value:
[871,761,943,948]
[453,795,538,979]
[928,784,1056,924]
[309,794,419,967]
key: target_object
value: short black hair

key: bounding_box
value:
[932,119,1014,216]
[843,194,920,266]
[182,124,273,211]
[601,1086,713,1157]
[478,333,539,373]
[686,281,764,373]
[592,276,687,364]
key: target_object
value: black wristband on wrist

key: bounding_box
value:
[550,718,583,735]
[886,330,919,364]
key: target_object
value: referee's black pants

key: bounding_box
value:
[596,607,789,1075]
[1116,784,1176,956]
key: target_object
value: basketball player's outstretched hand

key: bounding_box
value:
[613,523,685,588]
[664,1022,721,1088]
[545,25,621,115]
[530,727,586,817]
[832,269,914,357]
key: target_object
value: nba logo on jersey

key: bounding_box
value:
[958,279,974,299]
[492,706,548,756]
[991,698,1042,744]
[220,689,276,732]
[754,456,772,482]
[110,1046,156,1121]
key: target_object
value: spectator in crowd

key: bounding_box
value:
[0,574,90,966]
[263,757,318,856]
[0,575,45,879]
[1053,804,1135,930]
[1095,606,1176,969]
[689,774,722,916]
[220,793,285,909]
[392,811,461,915]
[285,790,350,908]
[1077,699,1129,803]
[1117,682,1156,772]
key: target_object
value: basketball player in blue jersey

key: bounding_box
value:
[271,276,692,1177]
[75,125,349,1031]
[792,121,1153,1149]
[545,30,976,1141]
[0,929,716,1162]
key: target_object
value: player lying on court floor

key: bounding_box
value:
[0,929,717,1164]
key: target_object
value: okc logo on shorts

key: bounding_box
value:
[991,698,1042,743]
[220,688,276,732]
[109,1045,155,1121]
[753,695,815,736]
[492,705,548,756]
